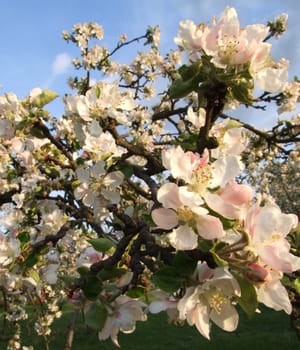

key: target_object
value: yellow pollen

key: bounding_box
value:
[208,292,227,314]
[190,165,212,194]
[177,207,194,223]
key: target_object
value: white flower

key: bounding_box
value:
[99,296,147,347]
[177,264,240,339]
[0,234,21,267]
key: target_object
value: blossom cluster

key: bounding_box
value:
[0,6,299,349]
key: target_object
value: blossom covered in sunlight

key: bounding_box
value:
[174,6,288,93]
[0,6,299,348]
[177,263,240,339]
[244,198,300,273]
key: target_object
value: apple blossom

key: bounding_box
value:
[98,296,147,347]
[177,263,240,339]
[0,6,299,348]
[244,199,300,273]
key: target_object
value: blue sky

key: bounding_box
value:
[1,0,299,127]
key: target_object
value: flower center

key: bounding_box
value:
[190,165,212,195]
[177,207,194,223]
[206,291,227,314]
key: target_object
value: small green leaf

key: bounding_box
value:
[82,276,102,301]
[77,266,90,276]
[25,252,39,268]
[88,238,115,253]
[127,287,145,298]
[178,61,203,81]
[234,273,258,317]
[230,81,253,105]
[225,119,243,129]
[60,275,78,286]
[32,89,59,108]
[85,302,108,331]
[98,267,127,281]
[210,242,228,267]
[169,77,199,99]
[152,267,183,293]
[210,251,228,267]
[173,251,197,277]
[28,269,40,283]
[17,231,30,245]
[293,279,300,294]
[30,126,45,139]
[44,166,60,178]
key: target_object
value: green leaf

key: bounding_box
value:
[27,269,40,283]
[88,238,116,253]
[32,89,59,108]
[85,302,108,331]
[210,251,228,267]
[178,61,203,81]
[30,126,45,139]
[152,267,183,293]
[60,275,78,286]
[169,77,199,99]
[25,252,39,268]
[98,267,127,281]
[293,279,300,294]
[17,231,30,246]
[234,273,258,317]
[44,166,60,178]
[230,81,253,105]
[77,266,90,276]
[210,242,228,267]
[120,165,134,179]
[173,251,197,277]
[82,276,103,301]
[126,287,145,298]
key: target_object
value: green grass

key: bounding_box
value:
[17,306,299,350]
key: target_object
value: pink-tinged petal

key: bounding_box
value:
[168,225,198,250]
[218,182,253,205]
[192,303,211,340]
[157,183,181,209]
[257,241,300,273]
[210,302,239,332]
[256,278,292,314]
[204,192,241,220]
[152,208,178,230]
[196,215,224,240]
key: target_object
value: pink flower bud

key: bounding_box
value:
[246,263,271,283]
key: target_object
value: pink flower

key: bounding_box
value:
[245,200,300,273]
[204,182,253,220]
[152,183,224,250]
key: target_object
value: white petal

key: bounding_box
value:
[157,183,182,209]
[210,302,239,332]
[168,225,198,250]
[211,156,243,188]
[193,303,211,339]
[152,208,178,230]
[257,279,292,314]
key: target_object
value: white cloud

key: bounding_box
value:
[52,53,71,75]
